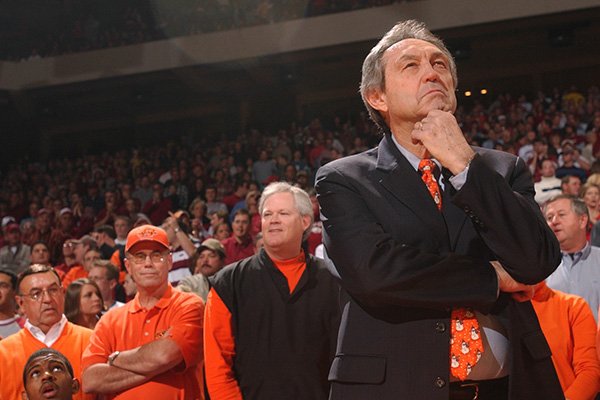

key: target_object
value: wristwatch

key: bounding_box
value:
[107,351,120,366]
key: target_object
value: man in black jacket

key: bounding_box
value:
[205,182,340,400]
[315,19,563,400]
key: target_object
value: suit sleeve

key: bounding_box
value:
[315,152,560,311]
[451,154,561,284]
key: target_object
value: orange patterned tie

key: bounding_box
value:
[418,159,483,381]
[418,159,442,210]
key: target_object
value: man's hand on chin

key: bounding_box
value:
[411,110,475,175]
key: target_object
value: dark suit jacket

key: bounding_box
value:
[315,134,563,400]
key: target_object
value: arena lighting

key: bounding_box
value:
[464,91,472,97]
[480,89,488,95]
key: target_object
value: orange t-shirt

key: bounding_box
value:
[0,322,95,400]
[204,252,306,399]
[62,265,88,288]
[82,285,204,399]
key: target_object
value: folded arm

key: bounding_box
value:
[451,154,561,283]
[316,162,498,311]
[83,363,149,394]
[315,152,559,311]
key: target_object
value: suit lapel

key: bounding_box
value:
[376,134,447,237]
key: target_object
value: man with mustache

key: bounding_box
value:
[177,238,227,302]
[315,19,563,399]
[0,264,94,400]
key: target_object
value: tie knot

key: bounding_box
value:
[418,159,436,173]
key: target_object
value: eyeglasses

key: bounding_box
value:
[19,285,63,301]
[128,252,169,265]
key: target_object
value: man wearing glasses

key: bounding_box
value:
[81,225,204,399]
[0,264,95,400]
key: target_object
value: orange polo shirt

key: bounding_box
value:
[82,285,205,399]
[532,282,600,400]
[204,252,306,400]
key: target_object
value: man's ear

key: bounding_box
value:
[580,214,589,230]
[71,378,80,394]
[21,390,28,399]
[301,215,312,232]
[124,258,131,275]
[364,88,388,114]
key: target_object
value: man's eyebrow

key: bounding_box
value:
[25,361,42,375]
[430,50,449,60]
[393,50,448,64]
[394,54,420,64]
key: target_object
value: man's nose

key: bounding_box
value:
[40,290,53,302]
[421,63,440,82]
[42,370,55,381]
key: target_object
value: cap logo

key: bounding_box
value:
[138,227,158,239]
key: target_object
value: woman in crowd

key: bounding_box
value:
[581,183,600,222]
[64,278,104,330]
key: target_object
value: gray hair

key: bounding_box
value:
[258,182,314,240]
[360,19,458,131]
[544,194,589,221]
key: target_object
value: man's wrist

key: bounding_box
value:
[107,350,120,366]
[446,151,476,176]
[459,151,477,174]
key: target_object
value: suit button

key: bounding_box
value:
[434,377,446,388]
[435,322,446,333]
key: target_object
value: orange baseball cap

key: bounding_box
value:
[125,225,169,252]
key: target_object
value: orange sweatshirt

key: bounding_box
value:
[532,282,600,400]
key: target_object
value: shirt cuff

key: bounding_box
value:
[448,166,469,190]
[447,153,477,190]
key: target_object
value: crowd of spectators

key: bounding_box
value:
[0,0,418,61]
[0,84,598,267]
[0,82,599,398]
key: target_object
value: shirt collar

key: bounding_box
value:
[25,314,68,346]
[129,284,173,313]
[390,134,441,172]
[561,242,591,263]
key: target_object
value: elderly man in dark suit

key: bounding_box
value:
[315,20,563,400]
